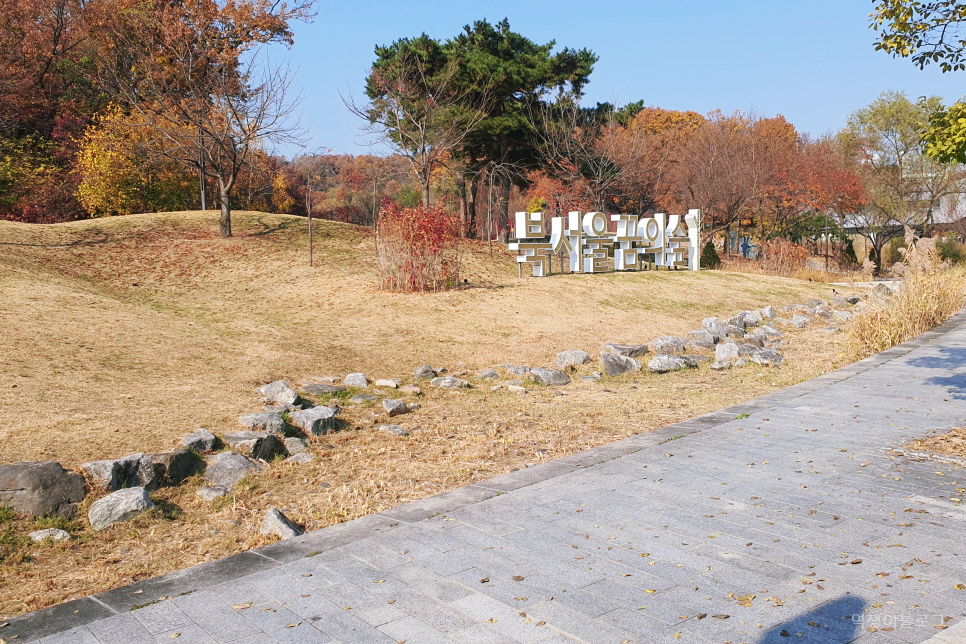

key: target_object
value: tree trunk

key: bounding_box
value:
[456,171,468,237]
[467,174,477,238]
[421,169,431,207]
[497,173,511,242]
[219,180,232,238]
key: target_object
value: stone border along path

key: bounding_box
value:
[6,313,966,644]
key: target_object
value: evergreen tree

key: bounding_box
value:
[701,238,721,269]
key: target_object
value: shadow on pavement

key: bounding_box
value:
[757,596,865,643]
[907,348,966,400]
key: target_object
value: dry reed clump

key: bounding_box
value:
[375,201,462,292]
[843,228,966,360]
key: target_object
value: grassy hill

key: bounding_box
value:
[1,210,834,466]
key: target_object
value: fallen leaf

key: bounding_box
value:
[536,621,546,626]
[696,613,707,619]
[736,594,755,602]
[284,623,300,628]
[387,600,396,604]
[373,580,385,584]
[511,576,524,581]
[486,618,496,624]
[514,596,528,600]
[644,589,656,594]
[713,614,730,619]
[851,559,862,565]
[480,578,490,583]
[808,621,819,627]
[955,584,966,590]
[232,603,252,610]
[170,635,180,640]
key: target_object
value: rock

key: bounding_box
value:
[260,508,304,540]
[648,355,690,373]
[681,354,711,365]
[529,368,572,386]
[372,379,397,389]
[600,352,642,377]
[238,412,285,436]
[407,402,421,411]
[399,384,422,395]
[507,385,527,394]
[758,325,783,339]
[308,376,339,384]
[735,357,749,367]
[431,376,469,389]
[476,368,500,380]
[737,343,760,357]
[820,326,840,334]
[648,336,685,355]
[302,383,347,395]
[760,305,776,319]
[283,437,309,454]
[182,428,220,452]
[725,313,748,329]
[414,365,437,380]
[223,432,284,461]
[832,310,853,322]
[790,315,811,329]
[749,348,784,366]
[506,365,530,377]
[138,450,199,489]
[742,334,765,348]
[688,329,716,345]
[196,485,229,502]
[741,310,763,327]
[602,343,649,357]
[771,316,788,327]
[555,350,591,369]
[725,326,746,339]
[343,372,369,388]
[350,393,379,403]
[702,317,726,339]
[284,453,314,464]
[710,360,732,371]
[204,452,259,488]
[379,424,410,437]
[715,343,740,362]
[684,337,714,351]
[257,380,300,407]
[88,487,153,531]
[846,295,862,305]
[831,295,848,307]
[383,399,410,416]
[807,299,825,307]
[490,384,503,392]
[81,455,143,491]
[29,528,71,542]
[289,406,338,435]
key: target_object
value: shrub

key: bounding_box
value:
[883,237,907,267]
[376,200,462,292]
[700,238,721,269]
[844,227,965,360]
[758,238,807,274]
[842,239,858,268]
[938,236,966,265]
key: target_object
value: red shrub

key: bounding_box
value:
[376,200,462,292]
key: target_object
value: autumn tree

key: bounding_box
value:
[93,0,312,237]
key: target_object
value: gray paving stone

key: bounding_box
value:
[86,613,155,643]
[39,626,99,644]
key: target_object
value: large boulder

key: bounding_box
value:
[648,355,691,373]
[790,315,811,329]
[702,318,726,340]
[382,399,410,417]
[0,461,86,519]
[725,325,746,339]
[414,365,438,380]
[138,450,200,490]
[238,412,285,436]
[283,437,309,454]
[600,352,641,377]
[760,305,776,320]
[741,310,763,327]
[81,454,143,491]
[749,348,784,366]
[204,452,260,488]
[647,336,685,355]
[289,406,338,435]
[182,428,220,453]
[257,380,300,407]
[88,487,153,531]
[302,383,347,395]
[431,376,469,389]
[714,343,740,362]
[688,329,717,346]
[529,368,572,386]
[223,431,285,461]
[555,350,591,369]
[260,508,304,540]
[601,343,649,358]
[343,372,369,388]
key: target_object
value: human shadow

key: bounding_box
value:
[906,348,966,400]
[758,596,865,644]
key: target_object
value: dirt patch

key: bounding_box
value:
[0,211,848,617]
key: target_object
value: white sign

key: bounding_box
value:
[509,209,701,276]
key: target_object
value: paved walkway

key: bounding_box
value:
[7,314,966,644]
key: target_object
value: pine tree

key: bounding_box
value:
[843,239,858,267]
[701,238,721,269]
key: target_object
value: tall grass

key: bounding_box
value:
[843,229,966,360]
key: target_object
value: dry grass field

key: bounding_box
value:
[0,210,847,616]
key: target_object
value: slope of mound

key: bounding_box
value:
[1,210,833,467]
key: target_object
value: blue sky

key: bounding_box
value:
[277,0,966,156]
